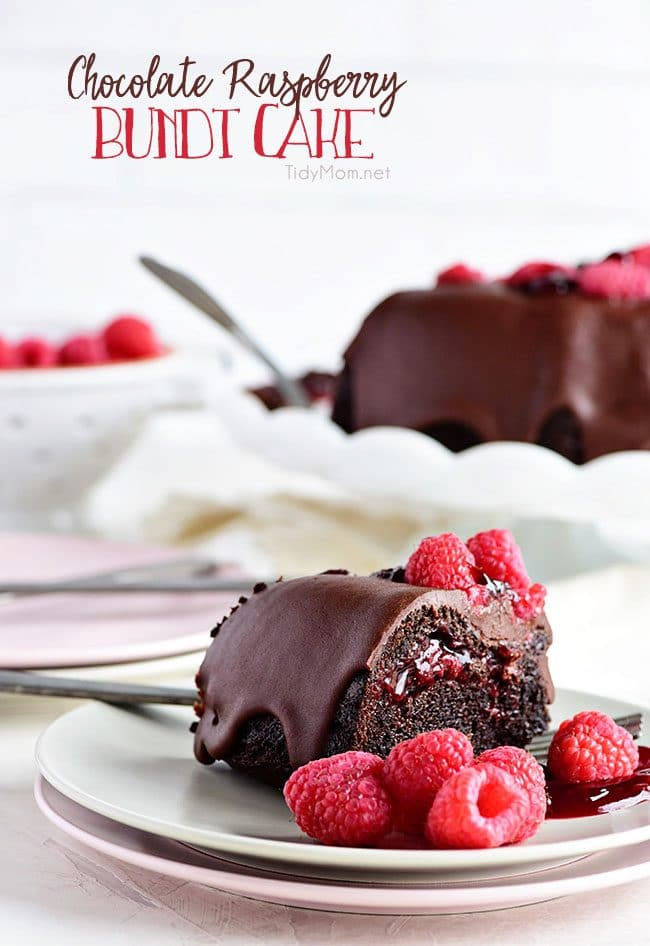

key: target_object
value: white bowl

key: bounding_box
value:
[0,352,198,529]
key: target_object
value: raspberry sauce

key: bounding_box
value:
[546,746,650,818]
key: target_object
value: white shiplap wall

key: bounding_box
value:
[3,0,650,376]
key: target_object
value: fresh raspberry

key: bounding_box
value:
[505,262,573,287]
[59,334,107,366]
[467,529,530,592]
[475,746,546,841]
[0,337,17,368]
[577,261,650,300]
[512,582,547,619]
[548,711,639,783]
[437,263,485,287]
[405,533,480,591]
[628,244,650,268]
[383,729,474,835]
[103,315,160,360]
[283,751,393,846]
[467,529,546,618]
[467,584,493,608]
[425,763,529,849]
[15,337,57,368]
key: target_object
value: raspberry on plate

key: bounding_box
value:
[283,751,393,847]
[59,334,106,366]
[578,260,650,300]
[405,533,480,592]
[548,711,639,783]
[476,746,546,841]
[15,337,57,368]
[437,263,485,286]
[383,729,474,835]
[103,315,160,360]
[425,763,529,849]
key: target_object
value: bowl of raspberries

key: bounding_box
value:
[0,315,195,527]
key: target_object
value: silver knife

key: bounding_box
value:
[0,577,263,595]
[0,669,196,705]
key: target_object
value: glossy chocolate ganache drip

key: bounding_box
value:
[194,573,553,774]
[332,283,650,462]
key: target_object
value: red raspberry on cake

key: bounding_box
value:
[628,244,650,268]
[383,729,474,835]
[476,746,546,841]
[505,262,573,287]
[548,711,639,783]
[15,337,57,368]
[437,263,485,286]
[467,529,547,617]
[59,334,107,366]
[425,762,529,849]
[0,337,17,368]
[578,260,650,300]
[512,582,547,619]
[467,529,529,592]
[405,533,480,591]
[283,751,393,846]
[103,315,160,360]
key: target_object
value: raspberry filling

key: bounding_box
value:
[376,631,472,703]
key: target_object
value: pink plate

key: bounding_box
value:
[35,776,650,916]
[0,533,243,668]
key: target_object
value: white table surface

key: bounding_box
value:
[2,565,650,945]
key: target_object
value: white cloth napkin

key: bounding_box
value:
[84,409,433,577]
[83,404,646,582]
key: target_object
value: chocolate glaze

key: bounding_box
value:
[194,573,553,770]
[332,284,650,462]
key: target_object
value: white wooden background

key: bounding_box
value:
[3,0,650,379]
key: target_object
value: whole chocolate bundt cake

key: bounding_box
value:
[332,254,650,463]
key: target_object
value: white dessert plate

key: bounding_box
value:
[35,687,649,875]
[35,776,650,915]
[0,533,241,668]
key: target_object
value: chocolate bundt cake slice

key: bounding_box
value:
[193,567,553,787]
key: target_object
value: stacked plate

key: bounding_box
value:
[35,689,650,915]
[0,532,240,677]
